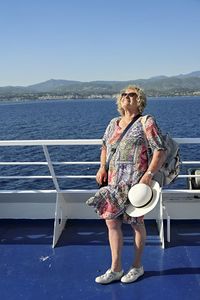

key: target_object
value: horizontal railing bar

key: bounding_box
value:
[162,189,200,193]
[0,162,48,165]
[0,161,100,166]
[0,161,199,166]
[0,189,57,193]
[0,188,199,194]
[181,161,200,164]
[0,175,96,179]
[178,175,200,178]
[0,176,53,179]
[0,189,98,194]
[53,162,100,165]
[56,175,96,179]
[0,139,102,146]
[174,138,200,144]
[0,175,200,180]
[0,138,200,147]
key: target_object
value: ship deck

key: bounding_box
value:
[0,219,199,300]
[0,138,200,299]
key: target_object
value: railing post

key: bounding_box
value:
[42,145,60,192]
[42,145,66,247]
[156,190,165,248]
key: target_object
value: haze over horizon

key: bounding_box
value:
[0,0,199,87]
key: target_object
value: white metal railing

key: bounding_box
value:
[0,139,101,192]
[0,139,102,247]
[0,138,200,190]
[0,138,200,248]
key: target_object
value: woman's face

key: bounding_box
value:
[120,89,139,113]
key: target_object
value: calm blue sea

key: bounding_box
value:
[0,96,199,190]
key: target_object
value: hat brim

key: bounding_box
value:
[125,180,161,217]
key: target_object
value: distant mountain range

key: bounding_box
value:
[0,71,200,100]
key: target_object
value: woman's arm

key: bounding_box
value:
[96,146,108,185]
[139,149,166,186]
[140,115,166,186]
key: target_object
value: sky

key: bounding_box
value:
[0,0,199,86]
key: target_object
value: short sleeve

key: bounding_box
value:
[102,118,118,148]
[144,116,165,152]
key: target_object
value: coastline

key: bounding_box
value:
[1,93,200,104]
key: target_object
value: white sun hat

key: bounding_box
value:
[126,180,161,217]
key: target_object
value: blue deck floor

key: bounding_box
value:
[0,219,199,300]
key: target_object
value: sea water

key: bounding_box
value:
[0,96,199,189]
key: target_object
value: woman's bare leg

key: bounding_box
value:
[131,222,146,268]
[105,218,123,272]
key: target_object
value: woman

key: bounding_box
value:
[86,85,166,284]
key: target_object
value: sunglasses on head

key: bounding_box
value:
[121,92,137,98]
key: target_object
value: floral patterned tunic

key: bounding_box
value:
[87,115,165,224]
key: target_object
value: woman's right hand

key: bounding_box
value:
[96,167,108,185]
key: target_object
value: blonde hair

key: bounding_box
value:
[117,85,147,115]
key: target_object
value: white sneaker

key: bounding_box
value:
[121,266,144,283]
[95,268,124,284]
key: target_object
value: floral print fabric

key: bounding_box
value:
[88,115,165,224]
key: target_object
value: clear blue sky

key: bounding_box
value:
[0,0,199,86]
